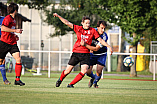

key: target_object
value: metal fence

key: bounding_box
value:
[19,50,157,80]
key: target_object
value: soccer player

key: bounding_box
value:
[0,3,25,86]
[53,13,113,88]
[80,20,110,88]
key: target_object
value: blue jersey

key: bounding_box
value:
[91,28,108,55]
[0,16,5,37]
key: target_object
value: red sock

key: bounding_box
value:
[15,63,22,81]
[69,72,85,85]
[60,70,66,81]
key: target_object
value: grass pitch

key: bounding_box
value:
[0,72,157,104]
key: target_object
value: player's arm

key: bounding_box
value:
[1,25,23,34]
[53,13,73,29]
[97,37,113,55]
[80,39,101,51]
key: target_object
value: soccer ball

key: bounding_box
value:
[123,56,134,67]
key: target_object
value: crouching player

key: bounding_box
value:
[80,20,112,88]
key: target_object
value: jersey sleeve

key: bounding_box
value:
[73,24,78,33]
[2,17,10,27]
[97,42,103,48]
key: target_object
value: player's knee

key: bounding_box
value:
[0,60,4,65]
[96,71,102,76]
[81,69,87,74]
[15,57,21,63]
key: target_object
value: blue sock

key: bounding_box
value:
[93,74,101,84]
[0,64,7,82]
[86,71,95,79]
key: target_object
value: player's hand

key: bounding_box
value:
[15,29,23,34]
[53,13,59,17]
[109,47,113,55]
[15,35,19,41]
[80,39,86,46]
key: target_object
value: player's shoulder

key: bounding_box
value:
[90,27,97,32]
[74,24,83,30]
[3,15,12,21]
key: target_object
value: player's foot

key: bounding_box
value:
[4,79,11,85]
[56,78,62,87]
[67,84,74,88]
[14,80,25,86]
[88,78,94,88]
[93,83,99,88]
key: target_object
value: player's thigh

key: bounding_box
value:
[89,54,97,66]
[12,52,21,63]
[64,65,74,74]
[68,53,80,66]
[0,41,10,60]
[81,64,89,74]
[97,54,107,67]
[11,44,21,63]
[80,53,90,66]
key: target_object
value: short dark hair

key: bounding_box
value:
[82,16,90,22]
[7,3,18,14]
[97,20,107,27]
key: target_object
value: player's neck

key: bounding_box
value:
[10,13,15,18]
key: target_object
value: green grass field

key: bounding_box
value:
[0,72,157,104]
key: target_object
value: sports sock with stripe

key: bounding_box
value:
[93,74,101,85]
[86,71,95,79]
[60,70,67,81]
[0,64,7,81]
[69,72,85,85]
[15,63,22,81]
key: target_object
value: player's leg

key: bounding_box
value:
[93,64,104,88]
[0,41,11,84]
[0,59,11,85]
[67,64,88,88]
[56,65,74,87]
[86,66,95,79]
[67,53,90,88]
[86,66,95,88]
[56,53,79,87]
[86,54,97,87]
[12,51,25,86]
[0,59,6,81]
[93,54,107,88]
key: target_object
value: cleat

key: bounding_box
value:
[67,84,74,88]
[93,83,99,88]
[14,80,25,86]
[4,79,11,85]
[56,78,62,87]
[88,78,94,88]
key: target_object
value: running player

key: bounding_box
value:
[53,13,113,88]
[0,3,25,86]
[80,20,109,88]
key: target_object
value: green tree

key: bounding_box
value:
[44,0,101,37]
[8,0,50,10]
[92,0,157,76]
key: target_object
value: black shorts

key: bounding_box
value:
[0,41,20,59]
[68,52,90,66]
